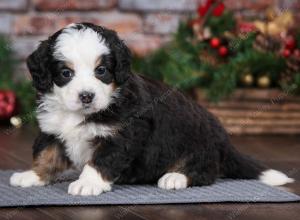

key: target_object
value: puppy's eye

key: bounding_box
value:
[61,69,74,78]
[95,66,106,77]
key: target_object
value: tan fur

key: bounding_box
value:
[65,61,74,70]
[33,145,70,182]
[95,56,102,67]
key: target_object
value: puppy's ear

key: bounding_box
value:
[113,38,132,84]
[26,40,53,93]
[101,28,132,84]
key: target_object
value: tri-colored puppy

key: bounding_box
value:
[10,23,294,196]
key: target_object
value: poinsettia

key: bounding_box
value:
[197,0,225,17]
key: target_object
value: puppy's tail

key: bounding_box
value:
[223,149,294,186]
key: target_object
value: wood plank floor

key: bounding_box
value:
[0,127,299,220]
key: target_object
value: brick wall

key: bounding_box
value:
[0,0,299,78]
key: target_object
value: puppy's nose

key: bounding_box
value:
[79,91,95,104]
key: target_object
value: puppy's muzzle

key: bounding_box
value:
[79,91,95,104]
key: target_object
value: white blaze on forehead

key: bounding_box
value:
[53,26,109,69]
[49,24,116,114]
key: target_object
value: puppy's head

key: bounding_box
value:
[27,23,131,114]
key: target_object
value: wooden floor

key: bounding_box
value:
[0,127,299,220]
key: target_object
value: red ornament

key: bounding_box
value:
[218,46,228,57]
[282,49,291,58]
[285,36,296,50]
[197,0,225,17]
[210,37,221,48]
[0,90,17,120]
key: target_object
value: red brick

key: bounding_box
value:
[58,12,142,34]
[13,15,57,35]
[14,12,142,36]
[97,12,142,34]
[119,0,202,12]
[121,33,167,56]
[34,0,117,11]
[56,16,100,29]
[144,13,182,35]
[0,0,28,11]
[224,0,275,11]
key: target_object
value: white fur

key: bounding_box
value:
[36,25,120,168]
[53,25,114,113]
[68,164,111,196]
[158,172,188,190]
[259,169,294,186]
[10,170,46,187]
[37,94,118,168]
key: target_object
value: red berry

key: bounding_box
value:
[210,37,221,48]
[218,46,228,57]
[282,49,291,57]
[285,36,296,50]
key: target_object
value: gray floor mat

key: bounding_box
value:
[0,170,299,207]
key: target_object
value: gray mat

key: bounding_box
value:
[0,170,299,207]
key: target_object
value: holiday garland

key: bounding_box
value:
[0,36,36,125]
[132,0,300,101]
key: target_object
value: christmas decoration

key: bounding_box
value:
[282,49,291,58]
[285,36,296,50]
[238,22,257,33]
[199,51,219,66]
[0,90,17,120]
[198,0,225,17]
[10,116,22,128]
[0,36,35,124]
[253,34,280,53]
[257,75,271,88]
[132,1,300,101]
[210,37,221,48]
[218,46,228,57]
[254,11,294,36]
[280,52,300,85]
[240,73,254,87]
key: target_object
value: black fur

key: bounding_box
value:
[28,23,266,187]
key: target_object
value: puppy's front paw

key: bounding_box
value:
[158,172,188,190]
[68,179,111,196]
[10,170,46,187]
[68,164,111,196]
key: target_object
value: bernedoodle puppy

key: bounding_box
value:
[10,23,294,196]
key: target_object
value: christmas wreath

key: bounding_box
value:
[133,0,300,101]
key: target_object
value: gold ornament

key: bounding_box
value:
[10,116,22,128]
[241,73,254,86]
[257,75,271,88]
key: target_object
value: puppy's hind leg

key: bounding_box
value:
[157,156,219,190]
[158,172,188,190]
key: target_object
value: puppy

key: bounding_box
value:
[10,23,294,196]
